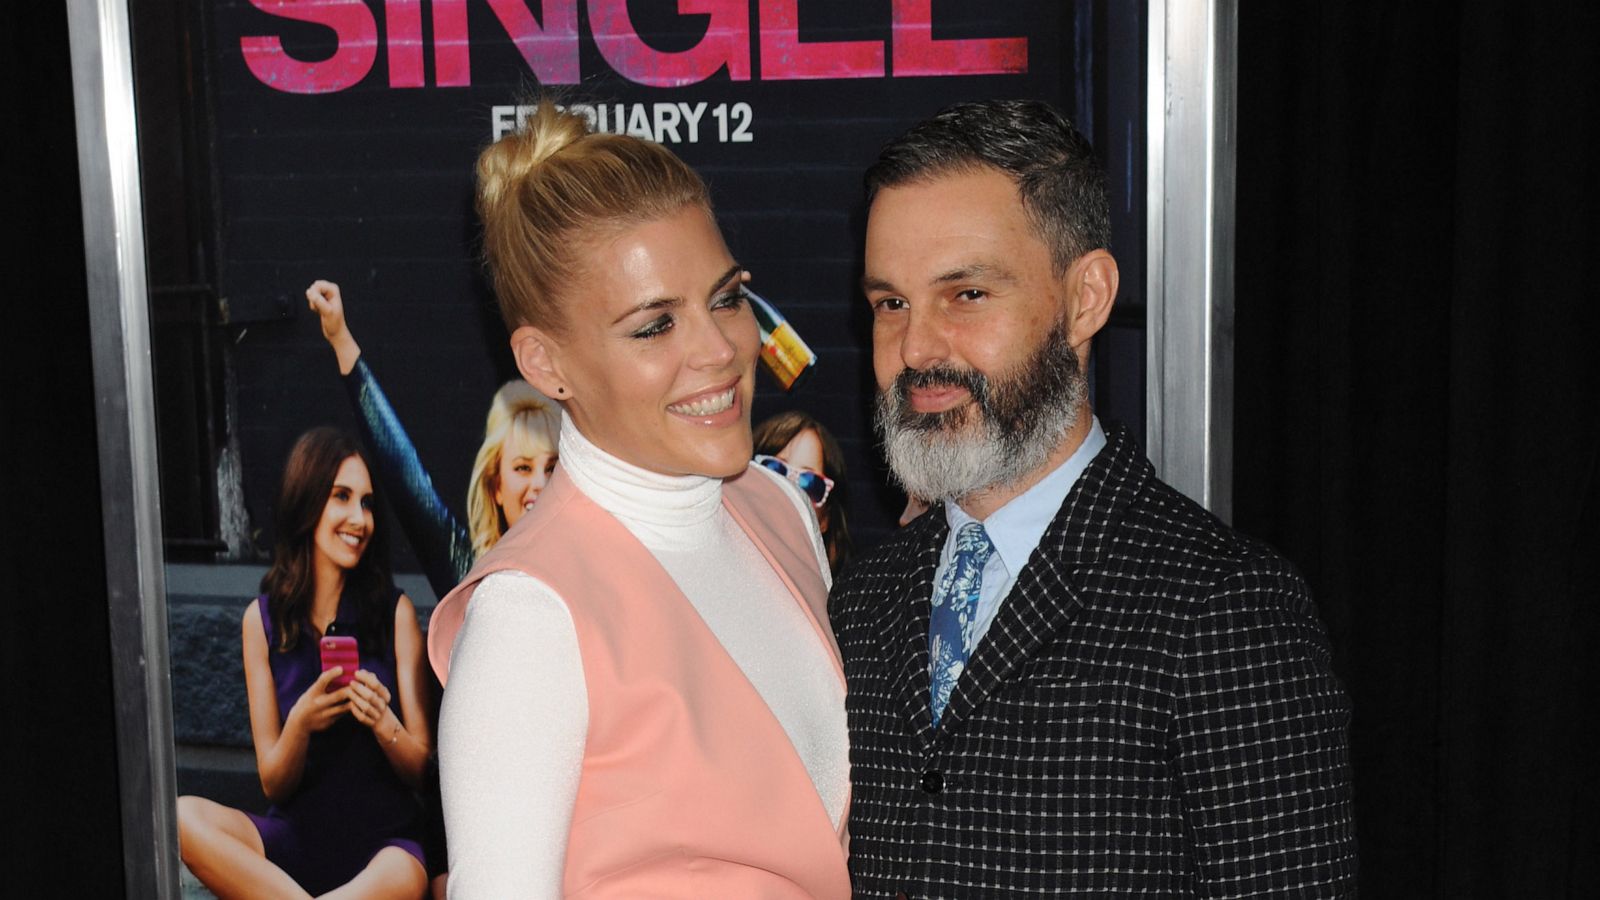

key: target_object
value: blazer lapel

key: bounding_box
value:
[867,509,948,752]
[936,549,1084,737]
[935,425,1150,739]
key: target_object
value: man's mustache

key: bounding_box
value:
[892,365,988,401]
[883,364,992,433]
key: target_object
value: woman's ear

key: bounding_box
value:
[510,326,568,400]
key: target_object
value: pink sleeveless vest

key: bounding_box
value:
[428,464,851,899]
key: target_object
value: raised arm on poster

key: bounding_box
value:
[306,280,560,597]
[177,429,432,897]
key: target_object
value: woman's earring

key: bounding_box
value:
[556,387,566,395]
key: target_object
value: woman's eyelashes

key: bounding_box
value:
[628,289,749,340]
[712,287,750,312]
[631,315,674,339]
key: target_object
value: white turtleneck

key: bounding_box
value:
[439,416,847,899]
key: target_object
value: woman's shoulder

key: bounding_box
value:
[448,572,576,665]
[242,594,269,629]
[474,570,570,615]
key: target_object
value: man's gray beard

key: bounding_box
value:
[874,324,1087,504]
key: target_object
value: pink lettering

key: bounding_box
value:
[587,0,750,88]
[386,0,424,88]
[431,0,471,87]
[890,0,1028,77]
[760,0,883,80]
[479,0,580,85]
[241,0,378,94]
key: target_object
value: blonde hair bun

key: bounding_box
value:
[475,95,711,332]
[476,100,590,213]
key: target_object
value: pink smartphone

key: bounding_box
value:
[319,635,359,688]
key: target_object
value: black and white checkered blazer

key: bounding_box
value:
[832,424,1357,897]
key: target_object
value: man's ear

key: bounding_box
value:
[1065,249,1120,352]
[510,325,569,400]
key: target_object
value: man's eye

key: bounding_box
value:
[631,315,673,339]
[873,296,908,312]
[956,289,987,302]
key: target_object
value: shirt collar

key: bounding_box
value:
[944,416,1107,575]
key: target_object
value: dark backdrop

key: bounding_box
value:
[1,3,127,897]
[11,2,1599,896]
[1235,3,1600,896]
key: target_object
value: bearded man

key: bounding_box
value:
[832,100,1357,898]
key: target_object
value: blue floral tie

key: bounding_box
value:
[928,522,995,725]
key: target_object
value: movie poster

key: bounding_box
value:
[148,2,1145,894]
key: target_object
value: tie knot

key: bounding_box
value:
[955,521,994,562]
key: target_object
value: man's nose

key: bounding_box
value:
[899,308,951,371]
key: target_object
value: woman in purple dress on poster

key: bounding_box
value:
[177,428,432,899]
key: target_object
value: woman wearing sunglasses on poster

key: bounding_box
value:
[753,410,855,576]
[426,99,849,898]
[177,428,432,899]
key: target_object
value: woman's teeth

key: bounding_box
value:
[668,388,735,417]
[338,533,362,547]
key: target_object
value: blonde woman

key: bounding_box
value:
[428,99,849,897]
[309,281,561,596]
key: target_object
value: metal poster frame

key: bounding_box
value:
[67,0,181,895]
[1147,0,1237,519]
[74,2,1235,894]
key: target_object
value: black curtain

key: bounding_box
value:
[0,3,128,897]
[1236,4,1599,896]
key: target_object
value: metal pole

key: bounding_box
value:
[1146,0,1237,520]
[65,0,179,895]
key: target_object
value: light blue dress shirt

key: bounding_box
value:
[934,417,1107,651]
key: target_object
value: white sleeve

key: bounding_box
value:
[440,570,587,899]
[749,462,833,589]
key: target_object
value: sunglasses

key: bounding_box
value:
[753,454,835,508]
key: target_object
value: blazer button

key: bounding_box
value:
[919,769,944,794]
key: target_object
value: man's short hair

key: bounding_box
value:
[864,99,1111,275]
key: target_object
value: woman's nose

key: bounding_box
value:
[691,314,740,369]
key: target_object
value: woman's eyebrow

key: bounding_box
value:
[705,264,744,297]
[607,264,743,326]
[609,295,683,326]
